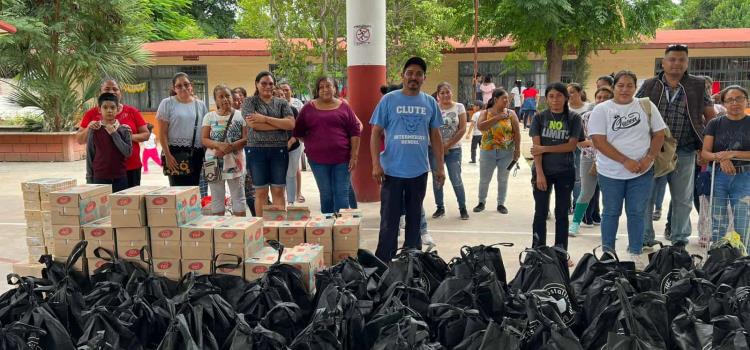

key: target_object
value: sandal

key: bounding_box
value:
[296,195,305,203]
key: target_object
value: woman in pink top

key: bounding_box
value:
[480,74,496,104]
[293,77,362,213]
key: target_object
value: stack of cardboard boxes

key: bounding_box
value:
[145,187,202,279]
[15,178,77,277]
[49,184,112,271]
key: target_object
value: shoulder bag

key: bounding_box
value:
[640,97,677,177]
[202,112,234,183]
[162,100,200,176]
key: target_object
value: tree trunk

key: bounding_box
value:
[573,40,591,85]
[546,39,563,83]
[51,0,62,131]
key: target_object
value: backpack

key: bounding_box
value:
[640,97,677,178]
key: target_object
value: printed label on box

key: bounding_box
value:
[333,217,361,251]
[263,206,287,221]
[244,247,281,282]
[83,217,114,241]
[116,240,148,260]
[145,187,200,209]
[52,224,81,240]
[181,241,214,260]
[110,186,164,209]
[153,258,181,278]
[150,227,180,241]
[182,259,211,275]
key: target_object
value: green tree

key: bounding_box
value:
[189,0,239,38]
[236,0,274,38]
[142,0,206,41]
[0,0,151,131]
[385,0,455,83]
[446,0,670,84]
[671,0,750,29]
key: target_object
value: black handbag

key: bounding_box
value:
[163,100,200,176]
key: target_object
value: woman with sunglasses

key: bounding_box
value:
[157,72,209,186]
[242,71,295,217]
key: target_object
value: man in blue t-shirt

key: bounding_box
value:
[370,56,446,262]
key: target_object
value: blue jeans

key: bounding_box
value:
[247,147,288,188]
[711,170,750,246]
[309,160,351,214]
[599,169,654,255]
[643,148,696,244]
[429,147,467,210]
[653,175,668,211]
[478,148,513,206]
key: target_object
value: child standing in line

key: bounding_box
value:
[141,123,162,173]
[87,93,132,192]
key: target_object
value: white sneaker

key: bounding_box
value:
[629,253,647,271]
[421,232,436,251]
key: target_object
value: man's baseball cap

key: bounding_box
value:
[403,56,427,74]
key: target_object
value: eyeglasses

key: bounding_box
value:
[174,83,191,90]
[724,96,747,105]
[259,82,275,87]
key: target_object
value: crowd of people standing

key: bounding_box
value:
[76,44,748,268]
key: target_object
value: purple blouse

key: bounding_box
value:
[293,101,362,164]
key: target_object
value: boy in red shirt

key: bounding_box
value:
[87,93,132,192]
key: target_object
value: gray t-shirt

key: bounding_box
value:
[241,96,294,148]
[439,102,466,149]
[156,97,208,148]
[529,110,584,176]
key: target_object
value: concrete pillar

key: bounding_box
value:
[346,0,386,202]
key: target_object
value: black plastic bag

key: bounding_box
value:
[19,304,76,350]
[520,290,583,350]
[117,295,170,349]
[450,243,513,285]
[156,313,200,350]
[664,269,716,321]
[222,313,288,350]
[570,249,634,306]
[431,265,506,322]
[0,274,51,325]
[718,257,750,288]
[77,306,141,350]
[380,249,447,297]
[260,302,304,345]
[84,281,132,309]
[702,242,743,284]
[711,315,750,350]
[427,303,487,349]
[481,318,525,349]
[125,273,178,304]
[643,244,696,293]
[510,247,577,329]
[671,302,712,350]
[289,310,342,350]
[376,282,431,321]
[40,241,91,293]
[197,254,249,308]
[89,247,148,288]
[582,275,635,326]
[732,286,750,333]
[0,322,46,350]
[370,315,441,350]
[602,281,667,350]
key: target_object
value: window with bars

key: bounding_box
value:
[653,57,750,91]
[120,65,209,112]
[457,60,576,106]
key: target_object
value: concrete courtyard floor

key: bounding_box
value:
[0,133,700,292]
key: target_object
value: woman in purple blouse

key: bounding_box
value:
[293,76,362,213]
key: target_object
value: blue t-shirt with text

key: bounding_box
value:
[370,91,443,178]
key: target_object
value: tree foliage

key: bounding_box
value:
[189,0,239,38]
[236,0,274,38]
[142,0,206,41]
[0,0,151,131]
[669,0,750,29]
[445,0,670,84]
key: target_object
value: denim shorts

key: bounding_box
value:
[246,146,288,188]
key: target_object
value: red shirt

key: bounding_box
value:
[522,88,538,99]
[81,104,146,170]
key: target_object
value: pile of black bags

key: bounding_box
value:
[2,238,750,349]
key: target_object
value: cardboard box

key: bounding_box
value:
[25,226,44,239]
[263,221,281,242]
[180,216,221,243]
[50,210,81,225]
[41,201,51,211]
[12,262,45,278]
[85,240,115,258]
[333,217,361,251]
[324,252,332,266]
[338,208,363,218]
[53,239,83,258]
[52,256,86,273]
[279,221,307,248]
[214,242,244,257]
[110,186,164,227]
[82,217,114,241]
[117,240,148,260]
[215,254,244,277]
[123,259,149,271]
[263,206,287,221]
[22,190,40,202]
[150,240,181,259]
[26,236,45,247]
[182,260,211,275]
[49,184,110,208]
[21,178,77,194]
[281,244,324,294]
[52,224,82,240]
[88,258,109,272]
[305,218,334,253]
[214,217,265,258]
[150,227,180,241]
[23,200,41,211]
[286,206,311,221]
[145,186,200,209]
[181,241,213,260]
[153,258,181,279]
[333,250,358,264]
[24,210,42,222]
[244,247,281,282]
[27,245,47,262]
[116,227,148,241]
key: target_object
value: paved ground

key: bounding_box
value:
[0,133,702,292]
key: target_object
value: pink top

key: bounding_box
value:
[480,83,496,104]
[293,101,362,164]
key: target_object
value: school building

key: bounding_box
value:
[132,28,750,113]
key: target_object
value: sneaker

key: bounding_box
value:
[473,202,485,213]
[568,222,580,237]
[469,160,476,164]
[664,225,672,241]
[629,253,647,271]
[421,232,436,251]
[582,218,594,227]
[432,207,445,219]
[460,208,470,220]
[592,218,601,226]
[497,205,508,214]
[652,208,662,221]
